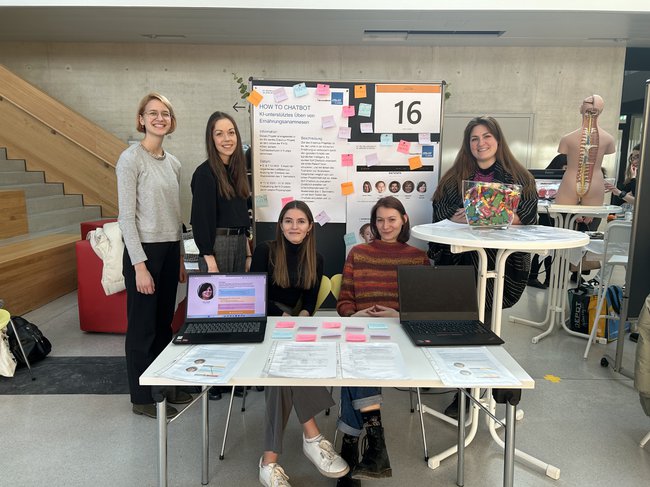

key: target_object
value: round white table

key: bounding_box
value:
[411,220,588,480]
[512,203,622,343]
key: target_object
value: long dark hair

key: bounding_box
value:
[204,111,250,199]
[370,196,410,243]
[270,200,318,289]
[433,116,536,201]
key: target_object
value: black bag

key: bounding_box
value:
[7,316,52,367]
[567,285,593,334]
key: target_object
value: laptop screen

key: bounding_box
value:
[186,273,267,320]
[398,266,480,322]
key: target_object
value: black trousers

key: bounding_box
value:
[123,241,180,404]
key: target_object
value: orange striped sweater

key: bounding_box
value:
[336,240,430,317]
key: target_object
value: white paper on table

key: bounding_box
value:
[266,341,337,378]
[154,345,253,384]
[340,342,410,380]
[422,347,521,387]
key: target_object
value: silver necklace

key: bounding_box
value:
[140,143,166,161]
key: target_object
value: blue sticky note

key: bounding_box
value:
[380,134,393,146]
[358,103,372,117]
[272,331,294,340]
[421,145,434,158]
[293,82,308,97]
[255,194,269,208]
[343,232,358,246]
[368,323,388,330]
[331,92,344,105]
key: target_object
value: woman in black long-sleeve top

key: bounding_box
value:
[190,111,251,274]
[250,200,348,486]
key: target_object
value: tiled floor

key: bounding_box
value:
[1,285,649,487]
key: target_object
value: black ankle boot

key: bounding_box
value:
[351,426,392,480]
[337,434,360,487]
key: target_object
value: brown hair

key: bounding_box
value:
[136,92,177,134]
[270,200,318,289]
[433,116,536,201]
[370,196,410,243]
[625,143,641,185]
[204,111,250,199]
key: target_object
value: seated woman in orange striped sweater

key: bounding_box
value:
[335,196,430,486]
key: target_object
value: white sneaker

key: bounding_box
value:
[259,457,291,487]
[302,434,350,478]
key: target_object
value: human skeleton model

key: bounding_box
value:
[555,95,615,206]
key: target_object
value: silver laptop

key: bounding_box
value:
[173,272,267,344]
[398,265,504,347]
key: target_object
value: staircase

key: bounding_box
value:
[0,148,102,234]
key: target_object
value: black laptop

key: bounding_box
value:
[173,272,268,345]
[398,265,504,347]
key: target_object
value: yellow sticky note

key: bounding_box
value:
[354,84,367,99]
[408,156,423,170]
[543,374,561,383]
[341,181,354,196]
[247,90,263,106]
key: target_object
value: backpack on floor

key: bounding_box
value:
[7,316,52,367]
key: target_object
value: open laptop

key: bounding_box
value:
[398,265,504,346]
[173,272,267,345]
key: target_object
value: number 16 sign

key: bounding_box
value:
[373,84,442,135]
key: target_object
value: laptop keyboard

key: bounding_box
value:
[408,320,487,336]
[184,322,261,334]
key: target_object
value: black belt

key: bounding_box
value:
[215,227,246,236]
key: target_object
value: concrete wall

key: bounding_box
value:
[0,42,625,220]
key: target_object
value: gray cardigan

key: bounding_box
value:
[116,143,182,265]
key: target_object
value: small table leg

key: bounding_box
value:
[456,390,467,486]
[493,389,521,487]
[153,391,168,487]
[202,386,210,484]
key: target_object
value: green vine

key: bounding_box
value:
[232,72,250,100]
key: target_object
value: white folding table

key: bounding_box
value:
[141,316,534,487]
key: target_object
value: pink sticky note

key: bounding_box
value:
[322,115,336,129]
[315,210,331,226]
[276,321,296,328]
[321,332,341,339]
[345,325,365,332]
[346,333,367,342]
[323,322,342,329]
[281,196,294,207]
[365,153,379,167]
[316,83,330,96]
[342,105,355,118]
[359,122,373,134]
[370,333,391,339]
[338,126,352,139]
[341,153,354,166]
[418,133,431,144]
[273,87,288,103]
[397,140,411,154]
[296,334,317,342]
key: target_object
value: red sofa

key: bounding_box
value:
[76,219,186,333]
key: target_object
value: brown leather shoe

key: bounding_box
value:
[132,403,178,419]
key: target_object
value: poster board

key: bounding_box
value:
[250,79,445,275]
